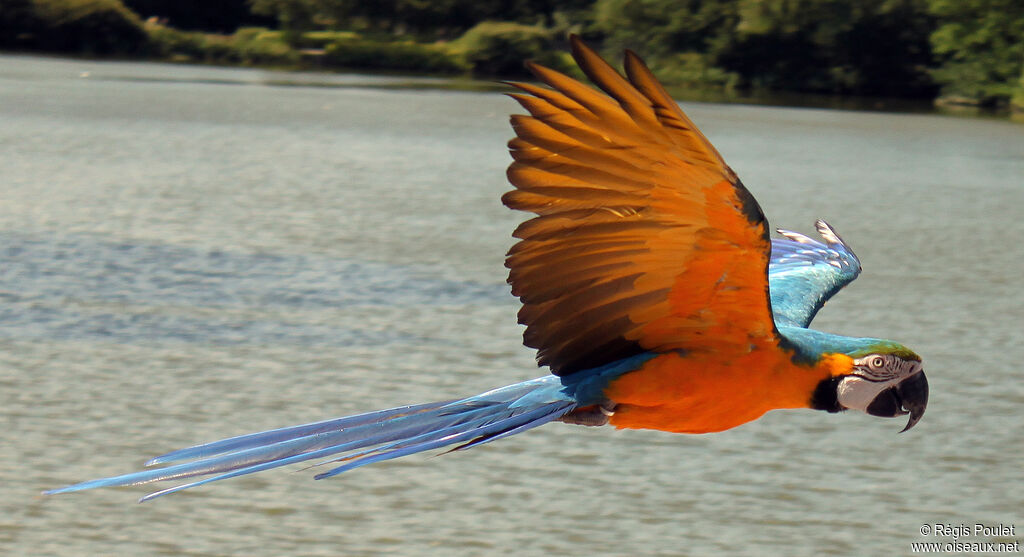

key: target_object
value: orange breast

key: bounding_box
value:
[604,347,837,433]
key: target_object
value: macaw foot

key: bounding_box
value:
[559,402,616,426]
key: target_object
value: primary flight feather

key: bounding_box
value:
[46,35,927,502]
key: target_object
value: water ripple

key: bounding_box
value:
[0,231,508,346]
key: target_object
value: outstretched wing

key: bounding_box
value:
[768,220,861,328]
[503,36,780,376]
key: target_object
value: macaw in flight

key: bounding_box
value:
[47,36,928,502]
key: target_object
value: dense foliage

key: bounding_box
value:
[2,0,148,54]
[248,0,592,36]
[322,37,464,73]
[454,21,570,77]
[2,0,1022,108]
[928,0,1024,106]
[723,0,933,96]
[146,25,299,66]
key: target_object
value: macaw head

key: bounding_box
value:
[814,343,928,432]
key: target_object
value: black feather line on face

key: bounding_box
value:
[811,376,844,413]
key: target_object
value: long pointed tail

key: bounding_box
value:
[45,376,575,502]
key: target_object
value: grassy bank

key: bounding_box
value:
[144,21,582,78]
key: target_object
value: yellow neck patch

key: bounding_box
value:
[816,353,855,377]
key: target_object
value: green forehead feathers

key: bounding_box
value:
[848,341,921,362]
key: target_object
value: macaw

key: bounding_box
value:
[46,36,927,502]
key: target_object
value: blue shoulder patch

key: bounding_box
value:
[558,352,659,405]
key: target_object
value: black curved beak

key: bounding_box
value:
[865,371,929,432]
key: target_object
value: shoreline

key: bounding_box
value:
[7,49,1020,122]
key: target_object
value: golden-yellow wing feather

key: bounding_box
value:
[503,36,779,376]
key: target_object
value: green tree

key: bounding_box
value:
[591,0,740,58]
[1012,69,1024,112]
[928,0,1024,106]
[456,20,567,76]
[715,0,935,96]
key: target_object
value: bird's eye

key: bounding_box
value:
[869,356,886,370]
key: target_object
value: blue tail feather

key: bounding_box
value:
[45,376,575,501]
[312,402,573,480]
[145,400,455,466]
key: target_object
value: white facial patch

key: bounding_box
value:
[837,375,892,412]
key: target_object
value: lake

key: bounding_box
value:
[2,54,1022,556]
